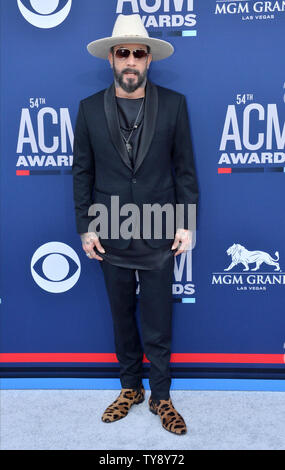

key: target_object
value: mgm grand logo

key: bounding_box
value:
[212,243,284,291]
[215,1,285,15]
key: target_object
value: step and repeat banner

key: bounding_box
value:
[1,0,285,378]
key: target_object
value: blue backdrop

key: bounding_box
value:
[1,0,285,378]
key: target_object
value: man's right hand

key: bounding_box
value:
[80,232,105,261]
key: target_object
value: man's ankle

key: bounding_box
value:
[151,396,170,403]
[122,383,143,391]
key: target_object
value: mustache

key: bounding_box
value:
[122,69,139,75]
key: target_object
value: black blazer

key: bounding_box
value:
[72,79,199,249]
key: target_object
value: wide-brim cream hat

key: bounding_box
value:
[87,13,174,61]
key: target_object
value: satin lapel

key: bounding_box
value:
[104,81,133,172]
[134,79,158,174]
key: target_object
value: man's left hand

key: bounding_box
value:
[171,228,192,256]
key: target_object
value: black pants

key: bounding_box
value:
[99,254,174,401]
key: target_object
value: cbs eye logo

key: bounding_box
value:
[31,242,81,293]
[17,0,72,29]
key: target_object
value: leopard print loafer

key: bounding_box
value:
[148,396,187,435]
[101,384,145,423]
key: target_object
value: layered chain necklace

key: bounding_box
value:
[119,98,145,154]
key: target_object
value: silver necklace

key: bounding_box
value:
[119,98,145,153]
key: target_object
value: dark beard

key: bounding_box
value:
[113,64,147,94]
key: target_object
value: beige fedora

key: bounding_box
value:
[87,13,174,61]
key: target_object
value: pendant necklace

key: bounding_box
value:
[120,98,145,154]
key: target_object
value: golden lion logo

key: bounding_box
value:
[225,243,280,272]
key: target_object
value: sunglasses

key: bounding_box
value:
[114,48,149,60]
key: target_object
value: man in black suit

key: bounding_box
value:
[72,14,199,435]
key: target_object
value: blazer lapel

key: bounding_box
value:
[103,78,158,174]
[134,79,158,174]
[104,81,132,171]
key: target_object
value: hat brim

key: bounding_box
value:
[87,36,174,61]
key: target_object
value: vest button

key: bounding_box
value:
[132,178,137,183]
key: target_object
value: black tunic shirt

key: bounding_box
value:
[94,95,174,270]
